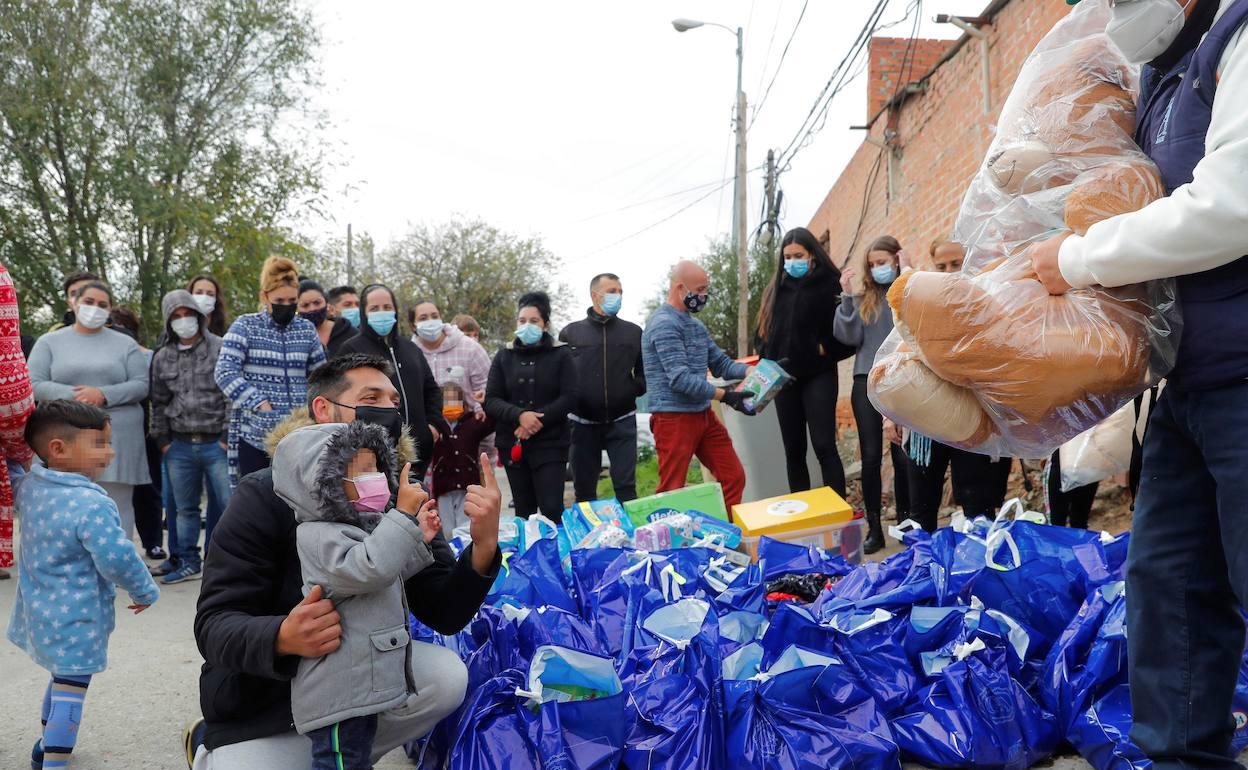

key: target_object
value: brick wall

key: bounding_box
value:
[809,0,1071,272]
[867,37,954,119]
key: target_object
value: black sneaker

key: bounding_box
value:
[149,558,178,577]
[146,546,169,561]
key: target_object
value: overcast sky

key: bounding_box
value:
[306,0,987,325]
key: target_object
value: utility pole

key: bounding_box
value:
[762,149,777,248]
[733,25,749,358]
[346,223,354,286]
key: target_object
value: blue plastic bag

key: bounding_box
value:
[450,646,627,770]
[892,643,1059,770]
[762,604,918,716]
[721,644,900,770]
[621,598,722,689]
[577,550,707,656]
[622,673,721,770]
[712,561,766,615]
[488,537,576,613]
[1067,684,1150,770]
[905,604,1037,687]
[929,527,989,605]
[757,537,853,581]
[824,547,917,605]
[1041,582,1127,733]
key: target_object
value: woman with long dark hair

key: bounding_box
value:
[188,274,230,338]
[337,283,446,479]
[756,227,851,496]
[834,235,911,554]
[297,279,358,357]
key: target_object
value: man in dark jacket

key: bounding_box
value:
[151,290,230,584]
[191,353,501,769]
[558,273,646,502]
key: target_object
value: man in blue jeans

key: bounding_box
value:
[1030,1,1248,766]
[150,289,232,584]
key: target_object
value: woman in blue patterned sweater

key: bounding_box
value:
[214,256,326,487]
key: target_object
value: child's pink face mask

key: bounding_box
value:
[347,472,391,512]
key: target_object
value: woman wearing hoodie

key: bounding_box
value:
[338,284,446,479]
[214,256,326,486]
[485,291,577,521]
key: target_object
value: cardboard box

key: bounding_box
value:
[622,482,728,528]
[732,487,862,562]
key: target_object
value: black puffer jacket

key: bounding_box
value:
[325,316,358,358]
[338,326,447,477]
[485,333,577,465]
[757,264,853,378]
[558,308,645,423]
[194,448,498,750]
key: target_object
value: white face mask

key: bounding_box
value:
[171,316,201,341]
[1106,0,1193,64]
[192,294,216,315]
[415,319,444,342]
[76,304,109,330]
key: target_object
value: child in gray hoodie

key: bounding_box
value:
[272,421,440,770]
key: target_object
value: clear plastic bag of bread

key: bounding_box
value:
[867,0,1178,460]
[1058,402,1134,492]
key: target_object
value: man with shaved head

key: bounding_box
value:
[641,260,756,508]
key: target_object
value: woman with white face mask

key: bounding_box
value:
[1026,0,1248,763]
[187,274,231,337]
[27,281,152,542]
[833,235,911,554]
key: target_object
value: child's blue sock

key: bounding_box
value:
[40,675,90,769]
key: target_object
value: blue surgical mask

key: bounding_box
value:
[367,310,397,337]
[784,259,810,279]
[340,308,360,328]
[871,265,897,286]
[600,293,622,316]
[515,323,543,345]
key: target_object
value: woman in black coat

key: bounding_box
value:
[337,283,447,479]
[755,227,852,496]
[486,291,577,522]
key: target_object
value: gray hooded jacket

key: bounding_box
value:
[274,421,435,734]
[150,289,228,447]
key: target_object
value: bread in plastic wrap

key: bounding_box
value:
[1057,402,1134,492]
[868,0,1178,459]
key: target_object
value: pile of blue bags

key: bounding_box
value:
[405,508,1248,770]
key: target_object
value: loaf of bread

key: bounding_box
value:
[869,347,995,448]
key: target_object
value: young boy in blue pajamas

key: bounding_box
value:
[6,400,160,769]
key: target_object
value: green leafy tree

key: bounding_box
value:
[0,0,325,338]
[374,217,569,348]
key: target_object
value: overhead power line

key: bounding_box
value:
[750,0,811,129]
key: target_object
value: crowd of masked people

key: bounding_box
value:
[1,233,1103,769]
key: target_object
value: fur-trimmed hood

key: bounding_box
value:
[272,421,399,531]
[264,407,419,466]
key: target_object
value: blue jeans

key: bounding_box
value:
[167,439,231,568]
[1127,383,1248,770]
[163,457,179,558]
[308,714,377,770]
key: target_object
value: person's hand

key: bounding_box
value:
[258,401,274,412]
[465,453,502,576]
[429,424,440,443]
[519,411,544,434]
[416,499,441,543]
[473,390,486,404]
[219,441,228,451]
[720,389,755,415]
[160,444,170,455]
[275,585,341,658]
[898,249,913,272]
[1027,232,1074,295]
[839,267,857,295]
[73,386,105,406]
[744,365,756,378]
[514,425,531,441]
[474,408,488,422]
[128,603,150,614]
[884,419,903,446]
[395,462,428,516]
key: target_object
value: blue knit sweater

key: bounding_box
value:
[642,303,748,413]
[214,312,326,485]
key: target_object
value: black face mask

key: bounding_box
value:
[300,307,329,328]
[270,303,297,326]
[329,400,404,446]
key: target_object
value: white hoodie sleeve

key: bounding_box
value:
[1059,27,1248,289]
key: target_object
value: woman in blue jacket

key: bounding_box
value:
[214,256,326,486]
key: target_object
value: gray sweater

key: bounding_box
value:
[274,422,434,734]
[833,294,896,378]
[28,327,151,485]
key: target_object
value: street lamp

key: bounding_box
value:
[673,17,749,357]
